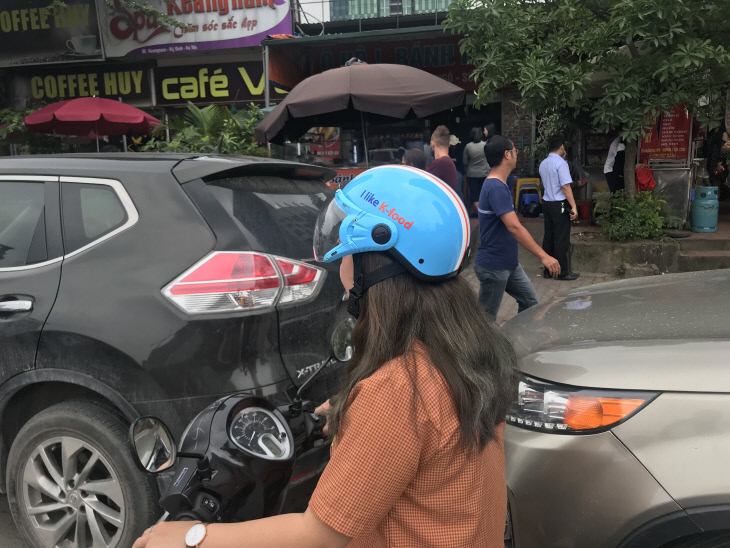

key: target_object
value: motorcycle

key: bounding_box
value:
[128,317,355,524]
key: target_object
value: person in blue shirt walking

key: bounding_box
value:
[539,135,580,281]
[473,135,560,322]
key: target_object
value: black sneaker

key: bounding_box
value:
[555,272,580,281]
[543,270,552,279]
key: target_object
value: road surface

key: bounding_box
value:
[1,496,24,548]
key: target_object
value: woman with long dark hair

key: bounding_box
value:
[483,123,498,140]
[464,126,491,208]
[134,166,517,548]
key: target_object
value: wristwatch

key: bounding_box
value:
[185,523,208,548]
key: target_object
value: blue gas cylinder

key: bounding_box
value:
[691,186,719,233]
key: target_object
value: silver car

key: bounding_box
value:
[502,270,730,548]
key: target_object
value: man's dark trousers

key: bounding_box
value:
[542,200,571,274]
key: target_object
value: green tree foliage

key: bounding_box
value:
[0,108,65,154]
[446,0,730,197]
[141,102,267,155]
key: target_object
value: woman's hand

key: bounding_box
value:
[314,399,332,436]
[132,521,198,548]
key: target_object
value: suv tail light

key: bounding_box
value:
[276,258,322,304]
[163,252,325,315]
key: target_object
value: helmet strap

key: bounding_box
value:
[347,253,406,318]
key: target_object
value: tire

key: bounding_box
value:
[6,401,158,548]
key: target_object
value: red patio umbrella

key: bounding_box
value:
[25,97,160,151]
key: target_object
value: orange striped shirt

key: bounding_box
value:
[309,346,507,547]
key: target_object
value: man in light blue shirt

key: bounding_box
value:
[539,135,579,280]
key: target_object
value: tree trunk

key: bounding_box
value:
[624,139,638,200]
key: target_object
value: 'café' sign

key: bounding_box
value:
[155,62,287,105]
[100,0,292,57]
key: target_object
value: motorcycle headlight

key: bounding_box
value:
[507,376,658,434]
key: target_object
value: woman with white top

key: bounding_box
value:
[604,135,626,193]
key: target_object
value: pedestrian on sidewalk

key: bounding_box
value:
[539,135,580,281]
[474,135,561,322]
[402,148,427,169]
[604,134,626,193]
[464,127,491,211]
[426,125,458,192]
[449,134,465,201]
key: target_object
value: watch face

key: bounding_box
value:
[185,523,206,546]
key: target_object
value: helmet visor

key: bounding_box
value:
[313,192,347,262]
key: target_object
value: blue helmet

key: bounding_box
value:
[313,165,470,281]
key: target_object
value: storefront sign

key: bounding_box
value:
[0,0,103,67]
[640,105,691,162]
[100,0,291,57]
[309,36,476,92]
[155,61,287,105]
[326,168,366,189]
[16,64,151,104]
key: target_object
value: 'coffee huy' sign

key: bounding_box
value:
[0,0,103,67]
[155,62,287,105]
[100,0,292,57]
[15,64,151,104]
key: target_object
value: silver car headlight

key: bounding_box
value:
[507,376,658,434]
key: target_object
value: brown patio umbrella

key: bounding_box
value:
[255,63,466,149]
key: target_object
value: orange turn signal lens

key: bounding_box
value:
[564,395,646,430]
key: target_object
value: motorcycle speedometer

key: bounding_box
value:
[229,407,292,460]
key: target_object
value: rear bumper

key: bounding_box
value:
[505,425,682,548]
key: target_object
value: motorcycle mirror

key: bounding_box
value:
[331,317,355,362]
[293,317,355,407]
[129,416,177,474]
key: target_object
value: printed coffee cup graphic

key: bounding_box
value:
[67,35,98,55]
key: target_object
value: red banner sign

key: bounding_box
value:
[640,105,691,162]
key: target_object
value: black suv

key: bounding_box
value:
[0,154,346,548]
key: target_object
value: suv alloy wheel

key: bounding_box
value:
[7,401,157,548]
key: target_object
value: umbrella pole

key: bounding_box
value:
[360,111,369,169]
[119,97,127,153]
[95,121,99,152]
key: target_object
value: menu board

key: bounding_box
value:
[639,105,691,162]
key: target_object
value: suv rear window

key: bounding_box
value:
[203,176,330,259]
[0,182,46,268]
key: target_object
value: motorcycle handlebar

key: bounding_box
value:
[175,511,205,522]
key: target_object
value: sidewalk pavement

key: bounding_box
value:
[463,218,617,326]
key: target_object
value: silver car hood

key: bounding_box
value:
[503,270,730,392]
